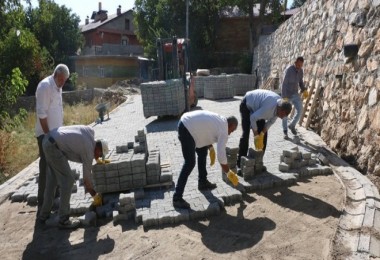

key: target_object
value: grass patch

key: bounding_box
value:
[0,98,121,185]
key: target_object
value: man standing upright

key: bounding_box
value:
[35,64,70,208]
[281,56,308,139]
[237,89,292,168]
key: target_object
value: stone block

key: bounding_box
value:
[302,152,312,160]
[226,147,239,154]
[106,170,119,178]
[357,233,370,253]
[160,171,173,183]
[317,153,329,165]
[142,214,159,227]
[119,174,133,183]
[107,184,120,192]
[104,163,119,171]
[284,156,294,165]
[26,194,38,206]
[279,162,290,172]
[92,164,105,172]
[362,206,375,228]
[95,184,106,193]
[106,177,120,185]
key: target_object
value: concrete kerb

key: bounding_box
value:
[297,127,380,259]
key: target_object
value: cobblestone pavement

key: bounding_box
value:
[2,94,379,258]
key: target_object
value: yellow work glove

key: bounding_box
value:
[282,97,289,102]
[92,193,102,207]
[209,145,216,166]
[96,158,111,164]
[227,170,239,187]
[254,132,265,151]
[301,90,309,100]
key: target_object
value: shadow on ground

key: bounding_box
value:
[256,186,341,219]
[22,220,115,260]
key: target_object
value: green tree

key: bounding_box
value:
[25,0,83,65]
[291,0,306,8]
[134,0,222,68]
[0,68,28,130]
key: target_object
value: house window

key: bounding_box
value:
[121,35,129,46]
[125,19,130,30]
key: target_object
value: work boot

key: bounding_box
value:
[198,180,217,191]
[289,125,297,135]
[58,218,81,229]
[283,131,289,140]
[173,197,190,209]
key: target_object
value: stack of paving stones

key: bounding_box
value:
[240,148,265,181]
[226,147,238,172]
[92,129,172,194]
[203,75,234,100]
[227,74,255,96]
[278,146,333,176]
[140,79,186,118]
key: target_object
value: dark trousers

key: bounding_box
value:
[174,122,208,199]
[37,135,46,207]
[237,99,268,167]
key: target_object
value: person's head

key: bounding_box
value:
[227,116,238,135]
[294,56,304,70]
[276,99,292,119]
[53,64,70,88]
[94,139,109,160]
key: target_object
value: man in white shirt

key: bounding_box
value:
[237,89,292,168]
[173,110,239,209]
[35,64,70,209]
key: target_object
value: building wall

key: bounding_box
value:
[73,56,139,88]
[84,11,140,47]
[252,0,380,174]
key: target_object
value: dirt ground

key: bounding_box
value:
[0,175,343,260]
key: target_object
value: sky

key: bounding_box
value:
[26,0,135,25]
[25,0,294,25]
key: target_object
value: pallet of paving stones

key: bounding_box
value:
[140,79,186,118]
[203,75,234,100]
[227,74,255,96]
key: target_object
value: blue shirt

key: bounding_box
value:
[244,89,281,131]
[281,64,305,98]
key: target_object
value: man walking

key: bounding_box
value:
[38,125,109,229]
[237,89,292,168]
[173,110,239,209]
[281,56,308,138]
[35,64,70,208]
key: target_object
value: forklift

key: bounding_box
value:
[156,37,198,109]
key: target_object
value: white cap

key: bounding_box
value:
[97,139,109,160]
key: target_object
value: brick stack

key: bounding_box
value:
[241,148,265,181]
[140,79,186,118]
[226,147,238,172]
[203,75,234,100]
[278,147,333,176]
[146,150,160,185]
[228,74,255,96]
[92,129,172,194]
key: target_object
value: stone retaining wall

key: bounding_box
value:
[252,0,380,174]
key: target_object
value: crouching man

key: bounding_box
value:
[38,125,109,229]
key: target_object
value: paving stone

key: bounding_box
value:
[335,227,360,253]
[339,212,365,230]
[358,233,371,253]
[362,206,375,228]
[345,201,367,215]
[370,234,380,258]
[347,186,367,202]
[279,162,290,172]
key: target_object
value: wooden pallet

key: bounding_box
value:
[299,80,321,129]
